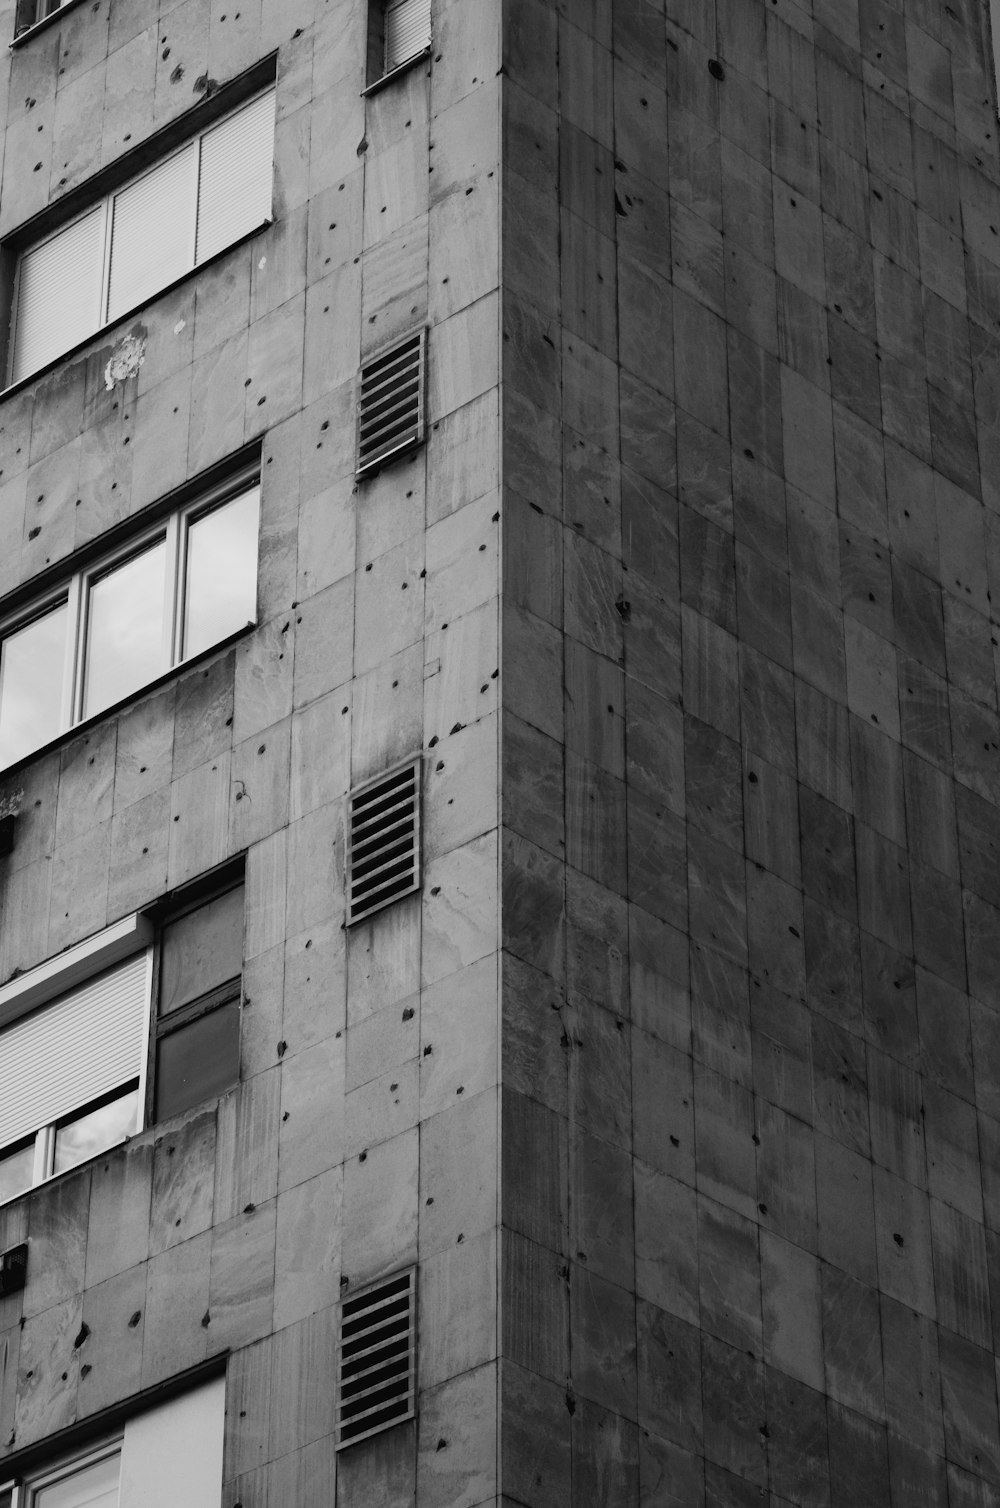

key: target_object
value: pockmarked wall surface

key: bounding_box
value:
[499,0,1000,1503]
[4,0,1000,1504]
[0,1,502,1504]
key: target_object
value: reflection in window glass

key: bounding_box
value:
[33,1451,120,1508]
[0,1138,34,1205]
[183,488,260,658]
[53,1087,139,1176]
[160,885,245,1016]
[155,1001,240,1122]
[0,602,68,767]
[83,541,166,719]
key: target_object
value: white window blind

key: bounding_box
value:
[0,952,148,1151]
[385,0,432,72]
[196,89,276,264]
[119,1378,225,1508]
[107,144,197,324]
[9,87,275,386]
[11,206,105,384]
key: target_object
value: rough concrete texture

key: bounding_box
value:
[501,0,1000,1503]
[0,0,501,1503]
[0,0,999,1504]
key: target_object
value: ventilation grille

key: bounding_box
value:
[347,760,421,925]
[337,1269,416,1448]
[356,330,426,477]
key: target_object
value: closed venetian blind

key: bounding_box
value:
[195,89,276,265]
[107,143,197,323]
[385,0,432,71]
[0,952,148,1150]
[10,206,105,384]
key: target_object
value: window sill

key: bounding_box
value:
[0,217,272,401]
[361,47,432,98]
[0,619,255,782]
[10,0,88,48]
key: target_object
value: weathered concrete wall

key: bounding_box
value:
[500,0,1000,1503]
[0,1,502,1504]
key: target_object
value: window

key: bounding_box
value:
[154,878,244,1122]
[8,86,275,385]
[0,873,244,1206]
[12,0,72,38]
[366,0,431,87]
[0,467,260,770]
[0,920,153,1206]
[0,1375,224,1508]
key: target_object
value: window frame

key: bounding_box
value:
[3,73,276,389]
[10,0,85,47]
[0,459,261,774]
[363,0,432,95]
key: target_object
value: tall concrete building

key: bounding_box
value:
[0,0,997,1503]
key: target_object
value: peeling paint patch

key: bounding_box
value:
[104,333,146,390]
[258,257,267,271]
[173,319,187,335]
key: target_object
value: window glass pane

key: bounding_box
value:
[83,541,166,719]
[0,1138,34,1204]
[183,488,260,658]
[53,1086,139,1176]
[33,1452,120,1508]
[0,601,68,767]
[160,885,245,1017]
[155,1001,240,1121]
[107,144,197,323]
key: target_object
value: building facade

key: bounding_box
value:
[0,0,998,1504]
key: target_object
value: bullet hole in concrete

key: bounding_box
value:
[456,1233,463,1243]
[436,1439,448,1452]
[81,1364,92,1378]
[426,1197,434,1205]
[128,1312,142,1329]
[423,1044,433,1056]
[708,58,725,80]
[428,735,438,747]
[201,1312,211,1328]
[226,716,233,726]
[243,1203,255,1214]
[282,1111,289,1122]
[74,1324,90,1348]
[565,1395,576,1415]
[358,1150,367,1163]
[456,1086,464,1095]
[893,1232,904,1246]
[449,722,464,735]
[277,1040,287,1057]
[27,527,40,540]
[402,1007,414,1020]
[758,1203,768,1216]
[365,562,373,571]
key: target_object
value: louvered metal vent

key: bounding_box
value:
[336,1269,416,1448]
[347,759,421,925]
[355,330,426,477]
